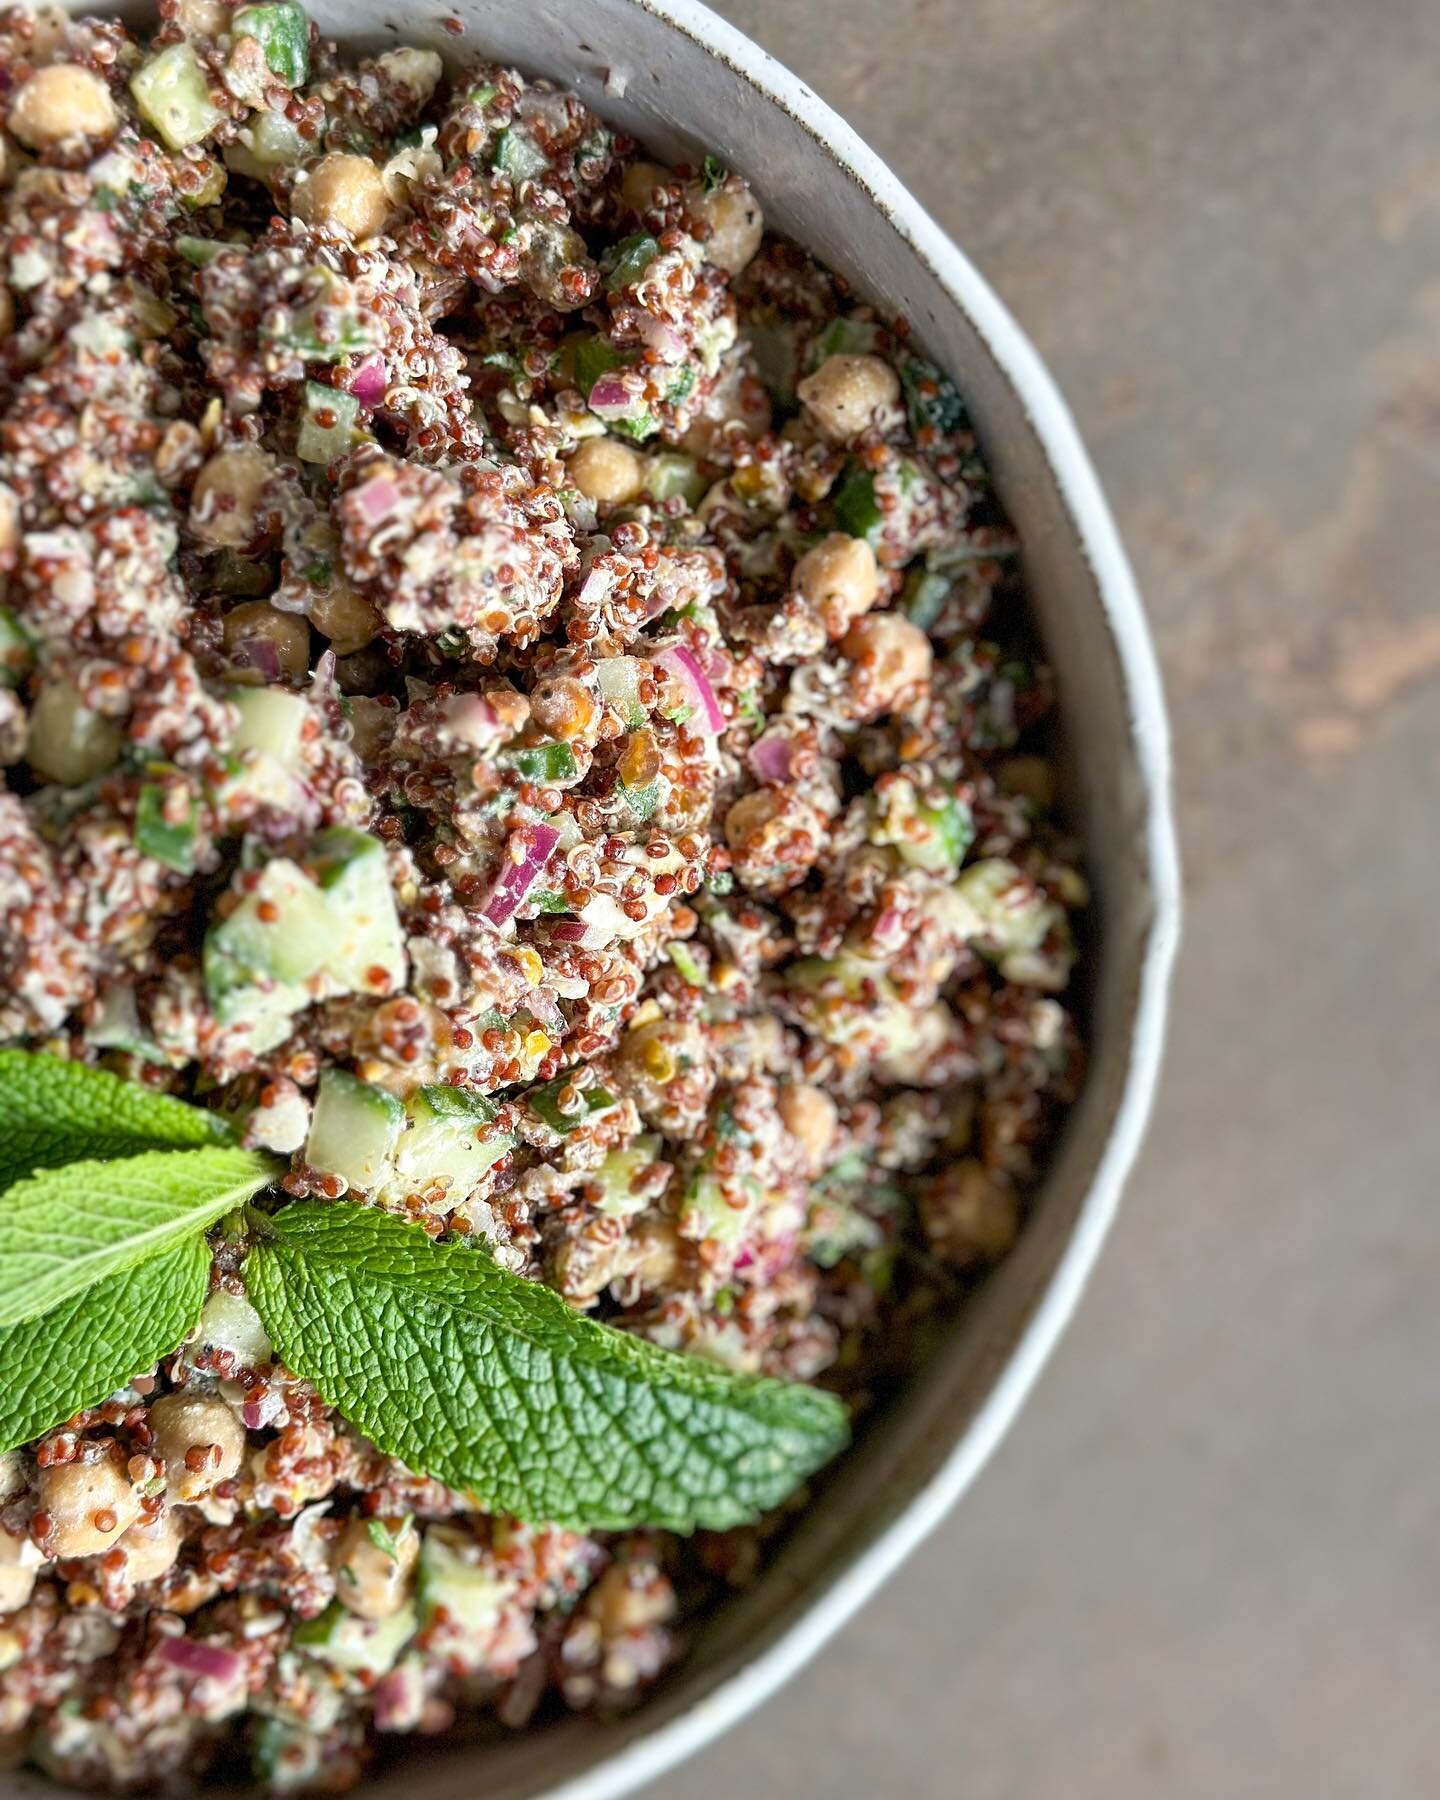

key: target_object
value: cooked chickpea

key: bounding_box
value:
[530,673,597,741]
[174,0,229,33]
[147,1392,245,1502]
[332,1515,418,1620]
[588,1560,676,1636]
[25,678,123,785]
[626,1214,681,1292]
[997,756,1055,809]
[614,1017,711,1133]
[0,484,17,565]
[797,353,901,444]
[566,436,644,508]
[306,580,381,656]
[919,1160,1019,1268]
[0,1527,43,1612]
[520,221,590,311]
[223,601,311,683]
[189,446,276,549]
[35,1458,141,1558]
[777,1084,838,1176]
[295,153,391,239]
[724,787,828,897]
[345,694,397,762]
[792,532,880,637]
[116,1508,183,1586]
[840,612,933,716]
[8,65,117,152]
[689,179,764,276]
[619,159,671,214]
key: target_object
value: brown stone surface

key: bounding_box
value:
[641,0,1440,1792]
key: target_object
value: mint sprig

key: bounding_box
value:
[0,1053,849,1530]
[0,1146,278,1327]
[246,1202,849,1532]
[0,1049,233,1192]
[0,1239,213,1454]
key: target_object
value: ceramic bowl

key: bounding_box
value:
[49,3,1181,1794]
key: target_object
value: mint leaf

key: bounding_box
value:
[0,1237,210,1453]
[247,1203,849,1532]
[0,1050,233,1193]
[0,1146,279,1327]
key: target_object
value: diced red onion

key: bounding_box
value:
[155,1636,245,1685]
[353,472,401,524]
[373,1663,425,1733]
[347,353,388,410]
[523,988,564,1031]
[587,372,635,416]
[747,730,794,784]
[443,693,499,749]
[482,824,560,927]
[655,645,724,736]
[636,314,685,362]
[233,636,282,682]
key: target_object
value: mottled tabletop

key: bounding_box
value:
[642,0,1440,1794]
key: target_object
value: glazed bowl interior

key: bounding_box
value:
[34,3,1180,1796]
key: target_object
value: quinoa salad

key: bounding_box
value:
[0,3,1087,1791]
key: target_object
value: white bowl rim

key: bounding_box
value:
[536,2,1182,1794]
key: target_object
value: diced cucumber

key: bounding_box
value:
[176,235,224,268]
[130,43,226,151]
[135,778,199,874]
[871,777,973,876]
[680,1169,755,1248]
[810,316,881,364]
[491,127,548,185]
[0,610,35,689]
[501,740,577,784]
[416,1527,511,1637]
[233,2,310,87]
[605,232,659,292]
[251,1718,324,1790]
[644,453,704,507]
[592,1134,660,1218]
[901,566,951,631]
[595,656,645,728]
[303,826,405,993]
[84,984,165,1064]
[226,107,305,179]
[205,859,334,1005]
[610,411,659,443]
[304,1070,404,1189]
[527,1072,616,1134]
[296,382,360,464]
[265,269,381,363]
[228,685,309,769]
[380,1083,512,1205]
[831,461,882,544]
[292,1598,416,1676]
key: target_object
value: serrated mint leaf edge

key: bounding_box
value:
[0,1146,279,1328]
[246,1202,849,1534]
[0,1237,211,1454]
[0,1049,234,1195]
